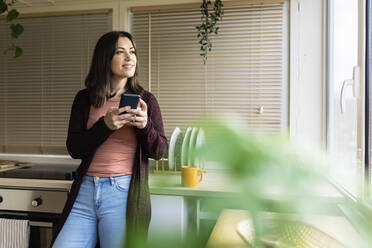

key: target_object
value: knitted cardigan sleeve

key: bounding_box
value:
[135,92,168,160]
[66,90,114,159]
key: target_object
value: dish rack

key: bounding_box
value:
[153,159,180,174]
[152,158,206,174]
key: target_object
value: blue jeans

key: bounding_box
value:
[53,175,131,248]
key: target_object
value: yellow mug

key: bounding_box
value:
[181,166,204,188]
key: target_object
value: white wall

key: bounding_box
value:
[12,0,325,149]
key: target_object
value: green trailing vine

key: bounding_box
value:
[0,0,24,58]
[196,0,224,64]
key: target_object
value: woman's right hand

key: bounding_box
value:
[104,106,133,130]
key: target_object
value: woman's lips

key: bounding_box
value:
[122,64,135,69]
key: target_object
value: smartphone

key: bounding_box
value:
[119,93,140,114]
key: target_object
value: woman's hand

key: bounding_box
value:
[104,106,133,130]
[127,99,148,129]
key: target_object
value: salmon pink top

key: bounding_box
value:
[86,97,137,177]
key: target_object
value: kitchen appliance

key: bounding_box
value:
[0,163,77,248]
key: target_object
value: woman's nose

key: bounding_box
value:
[124,51,131,60]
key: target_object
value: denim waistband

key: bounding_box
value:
[83,174,132,184]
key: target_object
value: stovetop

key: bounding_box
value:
[0,163,78,180]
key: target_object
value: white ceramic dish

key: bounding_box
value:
[195,128,205,168]
[181,127,192,166]
[168,127,182,171]
[188,128,199,165]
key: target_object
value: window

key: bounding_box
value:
[0,11,112,155]
[130,0,288,138]
[327,0,365,198]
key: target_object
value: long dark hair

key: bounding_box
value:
[85,31,144,108]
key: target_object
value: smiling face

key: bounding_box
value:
[110,37,137,79]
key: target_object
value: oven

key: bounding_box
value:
[0,163,76,248]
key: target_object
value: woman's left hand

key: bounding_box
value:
[128,99,148,129]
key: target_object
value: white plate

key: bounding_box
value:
[195,128,205,168]
[175,132,184,170]
[188,128,199,165]
[181,127,192,166]
[168,127,182,171]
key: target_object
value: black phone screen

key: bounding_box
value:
[119,93,140,114]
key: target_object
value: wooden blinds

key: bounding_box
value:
[131,2,287,138]
[0,11,112,154]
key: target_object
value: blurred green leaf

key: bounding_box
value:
[193,114,339,242]
[10,23,24,38]
[6,9,19,22]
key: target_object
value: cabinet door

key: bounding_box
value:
[149,195,186,241]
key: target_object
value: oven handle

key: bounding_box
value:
[29,221,53,228]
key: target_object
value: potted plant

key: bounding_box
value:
[196,0,223,64]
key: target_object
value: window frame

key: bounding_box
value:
[326,0,372,233]
[325,0,366,201]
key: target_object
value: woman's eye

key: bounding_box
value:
[115,50,135,55]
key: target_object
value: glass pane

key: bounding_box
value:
[327,0,361,196]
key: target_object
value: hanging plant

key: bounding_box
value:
[196,0,224,64]
[0,0,24,58]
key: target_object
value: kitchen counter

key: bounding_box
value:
[149,171,239,197]
[149,172,344,201]
[0,171,238,194]
[0,155,345,202]
[0,171,344,202]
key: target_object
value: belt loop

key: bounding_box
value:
[110,176,114,186]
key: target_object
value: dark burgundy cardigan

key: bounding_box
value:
[50,89,168,247]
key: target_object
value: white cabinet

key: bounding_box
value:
[148,195,187,241]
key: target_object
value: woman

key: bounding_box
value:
[52,31,168,248]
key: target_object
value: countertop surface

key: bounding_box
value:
[0,170,238,195]
[0,169,344,202]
